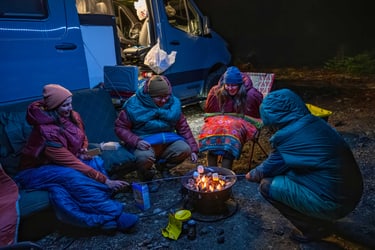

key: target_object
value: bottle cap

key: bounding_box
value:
[174,210,192,222]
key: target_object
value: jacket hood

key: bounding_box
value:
[26,100,56,126]
[260,89,310,128]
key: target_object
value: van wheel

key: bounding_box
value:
[200,65,227,110]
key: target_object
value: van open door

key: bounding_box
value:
[111,0,231,106]
[76,0,122,88]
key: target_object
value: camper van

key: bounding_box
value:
[0,0,231,106]
[0,0,121,105]
[110,0,231,105]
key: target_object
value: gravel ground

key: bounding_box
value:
[35,75,375,250]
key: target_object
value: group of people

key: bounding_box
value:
[4,66,363,244]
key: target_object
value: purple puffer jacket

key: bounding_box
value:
[205,73,263,118]
[21,100,88,159]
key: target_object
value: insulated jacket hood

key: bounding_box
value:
[123,82,181,136]
[260,88,310,128]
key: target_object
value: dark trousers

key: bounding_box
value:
[134,140,191,181]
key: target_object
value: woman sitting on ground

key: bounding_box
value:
[16,84,138,233]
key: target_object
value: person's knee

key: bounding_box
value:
[177,141,191,156]
[134,149,154,167]
[165,141,191,162]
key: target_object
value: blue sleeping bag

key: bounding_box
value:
[14,157,123,230]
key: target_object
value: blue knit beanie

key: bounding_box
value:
[222,66,243,84]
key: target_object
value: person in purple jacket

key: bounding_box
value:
[17,84,138,233]
[199,66,263,169]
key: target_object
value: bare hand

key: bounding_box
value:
[245,169,261,183]
[105,179,129,191]
[191,152,198,163]
[78,148,92,161]
[137,140,151,150]
[245,172,251,180]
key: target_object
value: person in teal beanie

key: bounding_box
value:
[246,88,363,242]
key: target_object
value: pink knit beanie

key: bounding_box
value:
[43,84,72,110]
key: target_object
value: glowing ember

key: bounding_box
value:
[185,166,235,193]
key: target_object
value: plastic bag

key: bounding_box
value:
[144,40,176,74]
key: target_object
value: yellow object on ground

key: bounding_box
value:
[162,214,182,240]
[174,209,191,222]
[306,103,332,121]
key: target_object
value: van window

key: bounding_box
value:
[0,0,48,19]
[76,0,114,15]
[164,0,202,36]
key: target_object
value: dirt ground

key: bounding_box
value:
[36,69,375,250]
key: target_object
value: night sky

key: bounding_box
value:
[196,0,375,67]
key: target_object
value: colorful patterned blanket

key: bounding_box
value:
[198,114,261,159]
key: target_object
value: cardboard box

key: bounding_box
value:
[132,182,150,211]
[86,148,101,157]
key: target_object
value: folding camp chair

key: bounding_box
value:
[245,72,275,170]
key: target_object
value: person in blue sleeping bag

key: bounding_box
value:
[16,84,138,233]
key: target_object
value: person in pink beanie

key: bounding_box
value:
[16,84,138,233]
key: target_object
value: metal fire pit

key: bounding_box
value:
[181,167,237,215]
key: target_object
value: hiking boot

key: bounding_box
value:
[289,229,315,243]
[117,212,139,233]
[289,227,331,243]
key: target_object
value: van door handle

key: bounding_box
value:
[55,43,77,50]
[170,40,180,46]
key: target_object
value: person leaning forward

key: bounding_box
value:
[200,66,263,169]
[115,75,198,192]
[246,88,363,243]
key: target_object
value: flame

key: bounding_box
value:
[187,171,233,193]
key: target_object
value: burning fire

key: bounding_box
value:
[185,165,235,193]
